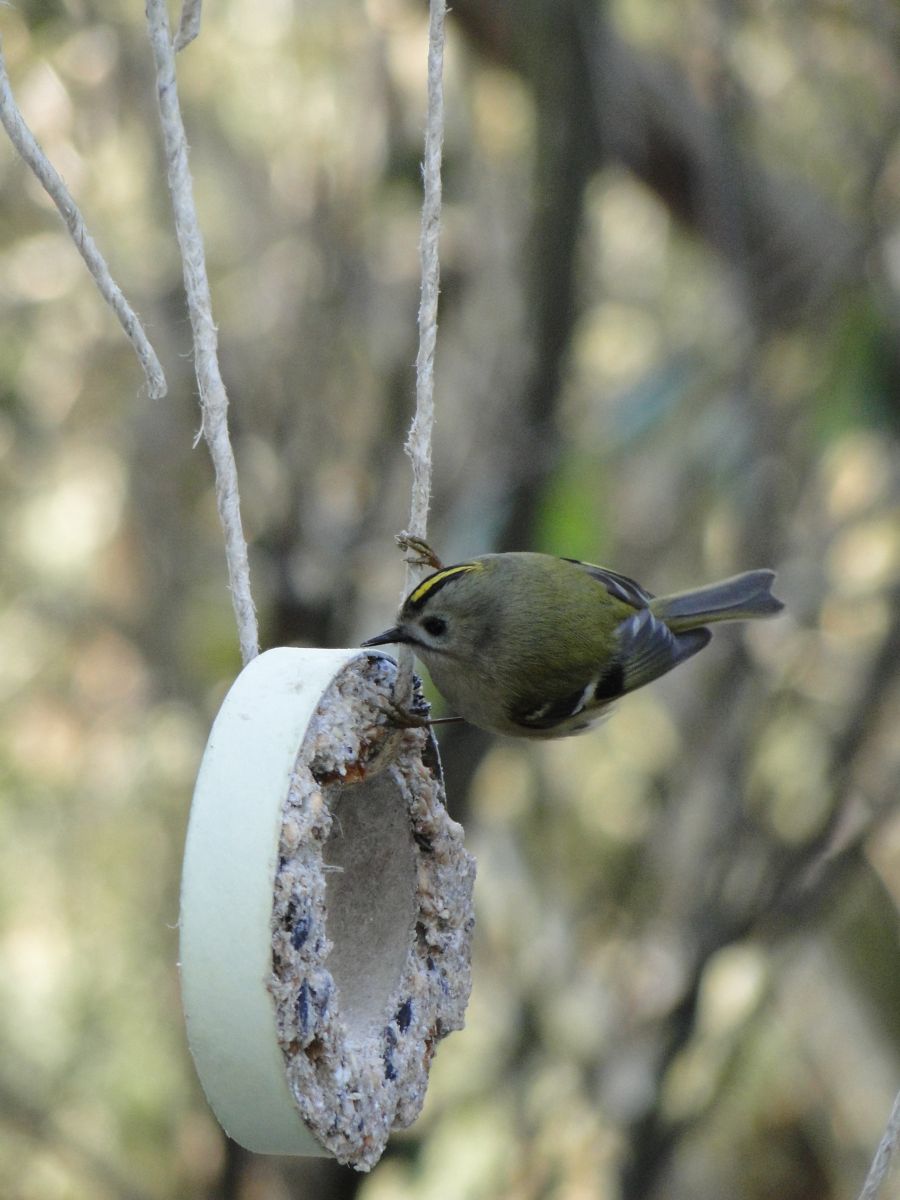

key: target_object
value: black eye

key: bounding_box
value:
[422,615,447,638]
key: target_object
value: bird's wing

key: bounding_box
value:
[508,610,711,733]
[563,559,655,609]
[616,609,711,693]
[509,677,606,732]
[507,651,631,733]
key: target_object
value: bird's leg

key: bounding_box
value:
[382,705,465,731]
[380,697,430,730]
[374,669,432,731]
[377,688,464,732]
[395,532,444,571]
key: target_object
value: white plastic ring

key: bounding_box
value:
[179,647,475,1170]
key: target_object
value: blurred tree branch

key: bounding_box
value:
[494,0,597,551]
[450,0,859,327]
[616,596,900,1197]
[0,1074,157,1200]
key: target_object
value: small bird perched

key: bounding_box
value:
[362,543,783,738]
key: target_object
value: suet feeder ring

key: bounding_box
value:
[179,647,476,1171]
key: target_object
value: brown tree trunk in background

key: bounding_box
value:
[450,0,858,328]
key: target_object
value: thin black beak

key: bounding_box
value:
[361,626,405,648]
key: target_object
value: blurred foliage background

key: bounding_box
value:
[2,0,900,1197]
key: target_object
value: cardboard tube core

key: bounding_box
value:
[323,777,418,1042]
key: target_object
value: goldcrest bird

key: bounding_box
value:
[362,549,783,738]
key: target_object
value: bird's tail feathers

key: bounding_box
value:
[650,570,783,631]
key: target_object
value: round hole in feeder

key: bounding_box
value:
[322,774,418,1044]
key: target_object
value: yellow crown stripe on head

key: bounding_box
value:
[408,562,483,608]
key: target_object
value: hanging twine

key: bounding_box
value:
[0,36,166,400]
[857,1087,900,1200]
[146,0,259,666]
[397,0,447,697]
